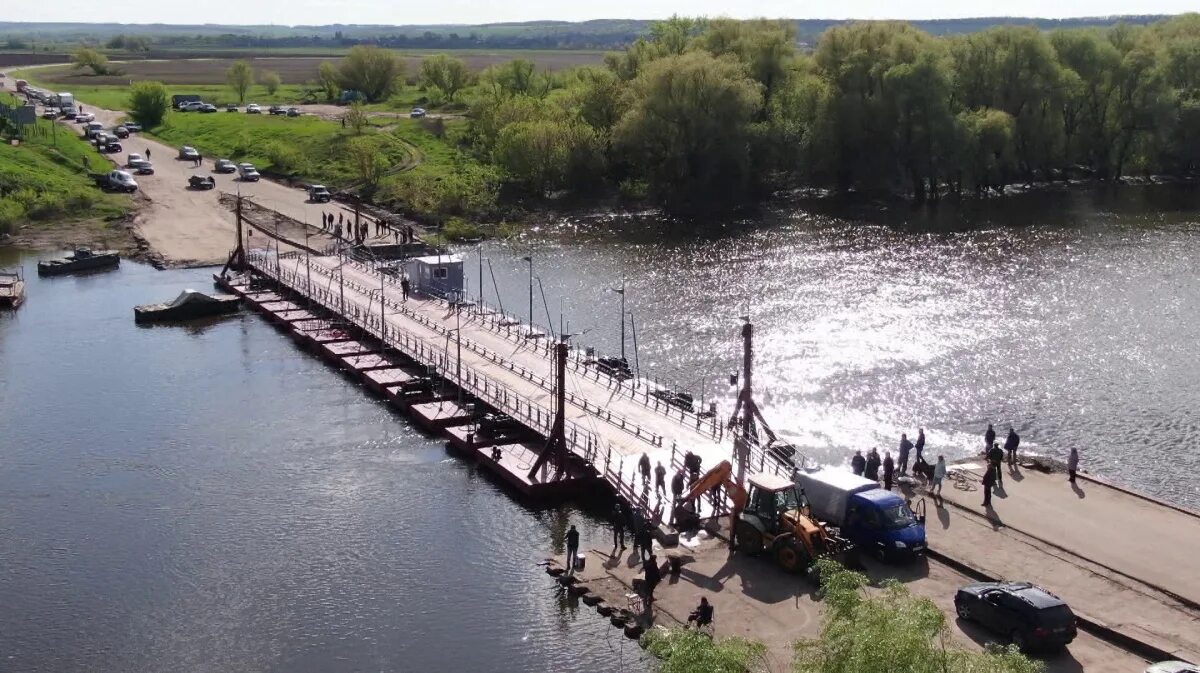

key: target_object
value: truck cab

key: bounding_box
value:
[795,468,926,562]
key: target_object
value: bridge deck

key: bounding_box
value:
[249,250,772,509]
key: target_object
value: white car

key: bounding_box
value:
[237,163,260,181]
[75,112,95,123]
[179,101,205,112]
[126,153,143,167]
[245,103,262,114]
[1145,662,1200,673]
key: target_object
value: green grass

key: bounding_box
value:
[0,102,130,233]
[13,68,314,107]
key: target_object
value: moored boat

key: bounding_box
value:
[0,268,25,309]
[37,248,120,276]
[134,289,240,323]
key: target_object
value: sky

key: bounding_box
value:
[3,0,1195,25]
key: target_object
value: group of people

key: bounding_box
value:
[851,428,944,493]
[317,211,417,247]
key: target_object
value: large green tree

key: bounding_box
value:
[127,81,170,127]
[337,45,404,102]
[72,47,109,76]
[226,60,254,103]
[419,54,470,101]
[613,50,764,208]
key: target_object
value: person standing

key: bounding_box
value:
[898,433,913,475]
[1067,447,1079,483]
[638,452,651,486]
[914,428,926,464]
[565,524,580,575]
[932,456,947,498]
[654,461,667,498]
[671,470,685,504]
[982,465,997,508]
[611,503,626,550]
[400,276,410,301]
[637,523,653,562]
[642,554,661,607]
[984,423,996,451]
[1005,428,1020,466]
[851,450,866,476]
[987,442,1004,487]
[865,448,881,482]
[882,451,895,491]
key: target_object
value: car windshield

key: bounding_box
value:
[881,504,917,529]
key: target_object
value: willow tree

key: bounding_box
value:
[226,60,254,103]
[613,50,764,209]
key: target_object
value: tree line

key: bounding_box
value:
[467,14,1200,210]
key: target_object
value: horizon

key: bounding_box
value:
[0,3,1194,29]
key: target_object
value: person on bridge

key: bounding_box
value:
[987,442,1005,487]
[565,524,580,575]
[1067,447,1079,483]
[334,223,342,240]
[865,448,881,482]
[898,433,913,475]
[611,503,626,550]
[915,428,926,464]
[688,597,714,628]
[684,451,702,486]
[851,450,865,476]
[882,452,895,490]
[932,456,947,499]
[1005,428,1020,466]
[654,461,666,498]
[984,423,996,451]
[982,464,997,508]
[638,453,651,486]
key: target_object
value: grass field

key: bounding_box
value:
[0,95,129,233]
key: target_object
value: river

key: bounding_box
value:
[1,184,1197,671]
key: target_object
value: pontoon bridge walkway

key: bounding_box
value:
[243,248,789,507]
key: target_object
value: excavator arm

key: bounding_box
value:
[678,460,747,512]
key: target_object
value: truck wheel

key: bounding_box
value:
[774,541,810,574]
[736,521,763,556]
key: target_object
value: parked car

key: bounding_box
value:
[92,133,110,147]
[226,104,239,112]
[95,170,138,193]
[62,109,77,120]
[112,126,130,139]
[122,122,142,132]
[188,174,216,190]
[76,113,94,123]
[41,108,58,119]
[199,103,218,113]
[285,107,301,117]
[126,153,143,167]
[237,163,260,181]
[954,582,1077,652]
[178,146,201,161]
[213,159,237,174]
[268,105,286,115]
[245,104,262,114]
[179,101,205,112]
[83,122,105,139]
[307,184,332,203]
[128,158,154,175]
[1145,662,1200,673]
[410,107,427,119]
[101,141,123,154]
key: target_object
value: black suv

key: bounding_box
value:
[954,582,1077,652]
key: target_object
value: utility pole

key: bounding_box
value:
[478,244,484,314]
[616,280,626,361]
[528,338,569,481]
[727,318,756,549]
[522,255,533,334]
[455,294,463,404]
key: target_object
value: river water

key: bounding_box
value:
[1,185,1197,671]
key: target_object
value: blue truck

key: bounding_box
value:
[795,467,927,562]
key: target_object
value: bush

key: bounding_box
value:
[0,199,26,234]
[128,81,170,127]
[263,142,308,175]
[441,217,483,241]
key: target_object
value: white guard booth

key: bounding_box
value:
[402,254,465,298]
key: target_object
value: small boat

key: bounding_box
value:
[37,248,120,276]
[135,289,241,324]
[0,268,25,309]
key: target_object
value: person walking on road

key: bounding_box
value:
[1005,428,1020,466]
[987,442,1005,487]
[914,428,926,464]
[851,450,865,476]
[654,461,666,498]
[565,524,580,575]
[898,433,913,475]
[145,147,151,160]
[638,452,651,486]
[1067,447,1079,483]
[865,448,881,482]
[611,503,626,550]
[982,465,997,508]
[882,452,895,491]
[984,423,996,451]
[932,455,947,499]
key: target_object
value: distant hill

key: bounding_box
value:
[0,16,1180,52]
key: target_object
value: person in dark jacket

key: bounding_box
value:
[654,461,667,498]
[1004,428,1020,466]
[914,428,926,464]
[982,465,997,508]
[637,523,653,562]
[984,424,996,451]
[865,448,881,482]
[638,453,651,485]
[987,442,1005,486]
[882,452,895,490]
[851,450,866,476]
[611,503,626,550]
[898,434,913,475]
[566,524,580,575]
[642,554,661,606]
[671,470,685,502]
